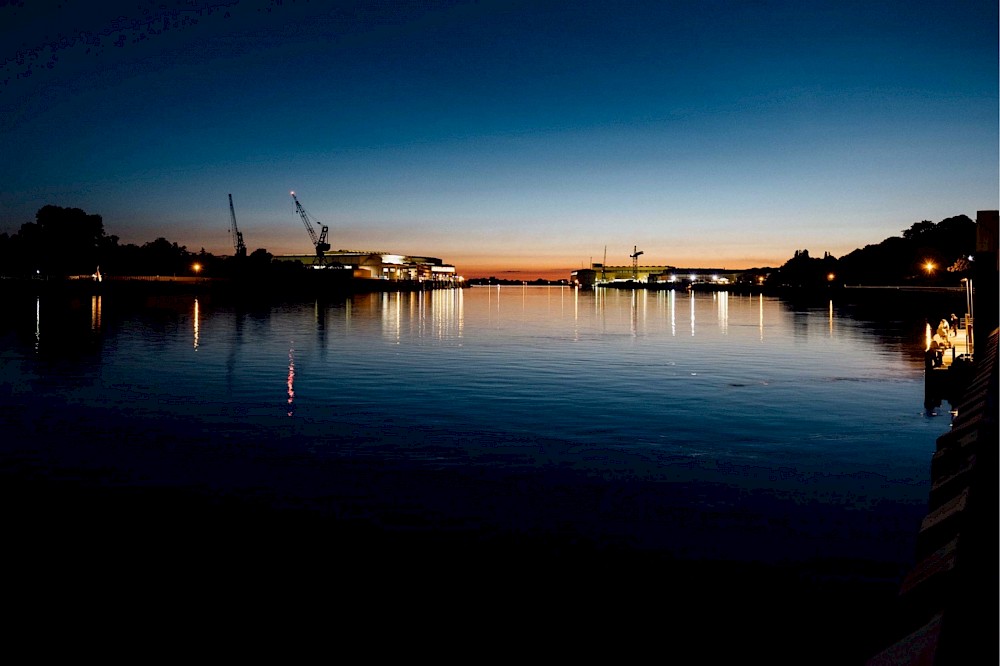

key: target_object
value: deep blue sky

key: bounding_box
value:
[2,0,997,277]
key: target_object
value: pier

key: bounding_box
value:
[869,210,998,665]
[924,318,975,409]
[926,323,973,370]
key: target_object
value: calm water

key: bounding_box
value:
[0,285,954,571]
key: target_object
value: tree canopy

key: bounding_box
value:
[766,214,976,289]
[4,205,110,276]
[0,205,273,279]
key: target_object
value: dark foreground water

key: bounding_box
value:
[0,285,961,661]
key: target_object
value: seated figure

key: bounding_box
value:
[936,319,951,341]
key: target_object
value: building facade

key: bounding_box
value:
[275,251,460,283]
[571,263,744,287]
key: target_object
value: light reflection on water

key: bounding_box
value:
[2,285,956,565]
[192,297,199,350]
[123,286,937,465]
[91,295,101,331]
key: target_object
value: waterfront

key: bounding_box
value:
[0,285,965,662]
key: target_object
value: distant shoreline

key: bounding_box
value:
[0,273,468,296]
[1,275,969,306]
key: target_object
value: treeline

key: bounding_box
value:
[0,205,300,279]
[763,215,976,289]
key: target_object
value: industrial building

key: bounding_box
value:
[571,263,745,287]
[273,251,461,283]
[277,192,461,285]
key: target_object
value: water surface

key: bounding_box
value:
[1,285,950,566]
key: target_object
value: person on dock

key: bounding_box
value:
[949,313,959,336]
[936,319,952,342]
[928,334,949,367]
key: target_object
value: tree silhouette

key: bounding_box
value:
[835,215,975,285]
[140,237,192,276]
[5,205,109,277]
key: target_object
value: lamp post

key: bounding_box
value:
[961,277,973,355]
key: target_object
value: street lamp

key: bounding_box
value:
[192,263,202,275]
[923,260,935,275]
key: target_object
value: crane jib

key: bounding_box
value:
[291,192,331,264]
[228,193,247,258]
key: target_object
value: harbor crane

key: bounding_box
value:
[290,191,331,266]
[228,194,247,258]
[630,246,644,280]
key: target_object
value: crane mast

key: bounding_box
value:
[630,245,644,281]
[228,193,247,258]
[290,191,331,266]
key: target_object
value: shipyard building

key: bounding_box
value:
[571,263,745,287]
[274,251,461,283]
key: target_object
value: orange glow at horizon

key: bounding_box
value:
[457,255,784,281]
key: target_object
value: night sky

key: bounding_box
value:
[2,0,997,278]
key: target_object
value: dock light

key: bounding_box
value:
[192,263,202,274]
[827,273,835,282]
[924,261,936,274]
